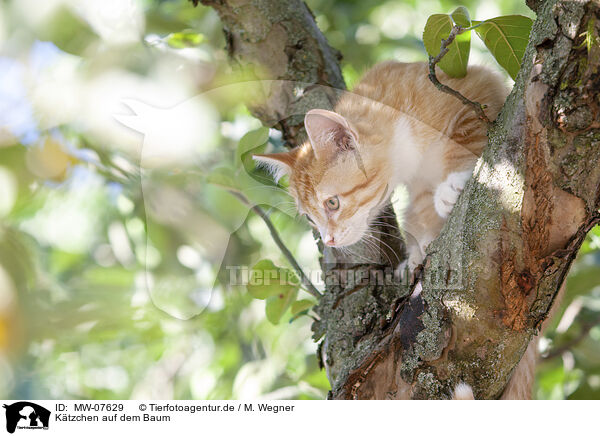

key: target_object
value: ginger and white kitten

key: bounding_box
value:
[254,61,507,269]
[253,61,539,400]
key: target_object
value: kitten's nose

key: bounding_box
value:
[324,234,335,246]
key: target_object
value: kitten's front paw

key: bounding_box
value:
[433,170,472,218]
[394,249,422,283]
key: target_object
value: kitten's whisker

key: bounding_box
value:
[363,233,400,266]
[368,223,402,232]
[337,245,374,265]
[370,214,399,220]
[369,218,397,223]
[369,221,402,231]
[368,222,403,233]
[356,236,386,265]
[366,238,395,266]
[372,213,400,220]
[363,238,388,264]
[368,233,401,258]
[345,237,383,265]
[367,229,405,242]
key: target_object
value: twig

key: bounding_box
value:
[428,25,491,125]
[229,190,322,299]
[542,314,600,360]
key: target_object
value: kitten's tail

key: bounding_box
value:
[452,382,475,400]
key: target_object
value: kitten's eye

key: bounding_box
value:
[304,214,316,225]
[325,196,340,211]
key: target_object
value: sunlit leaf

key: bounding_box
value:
[423,13,471,78]
[166,31,205,48]
[207,166,238,191]
[25,138,76,182]
[288,299,315,323]
[265,287,298,325]
[236,127,270,174]
[37,6,99,56]
[82,267,135,288]
[0,227,36,291]
[202,184,252,232]
[246,259,299,300]
[473,15,533,80]
[291,299,315,316]
[450,6,471,28]
[248,260,300,325]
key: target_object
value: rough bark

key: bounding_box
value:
[201,0,600,399]
[199,0,345,147]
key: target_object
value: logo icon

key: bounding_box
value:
[3,402,50,434]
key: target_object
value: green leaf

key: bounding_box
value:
[450,6,471,28]
[37,5,99,56]
[289,309,309,323]
[206,166,237,191]
[291,299,316,316]
[473,15,533,80]
[236,127,270,172]
[265,287,298,325]
[207,162,294,216]
[423,14,471,78]
[237,127,270,158]
[0,227,37,291]
[166,31,204,48]
[202,183,253,232]
[248,259,300,324]
[246,259,299,300]
[288,298,316,323]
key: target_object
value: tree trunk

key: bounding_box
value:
[199,0,345,147]
[200,0,600,399]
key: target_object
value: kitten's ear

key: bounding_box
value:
[252,152,295,183]
[304,109,357,160]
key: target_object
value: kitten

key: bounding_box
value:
[253,61,539,399]
[254,61,507,269]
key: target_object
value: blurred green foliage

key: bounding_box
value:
[0,0,597,400]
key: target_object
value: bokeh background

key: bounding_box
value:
[0,0,599,400]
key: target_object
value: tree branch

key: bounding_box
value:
[543,313,600,360]
[428,25,491,125]
[229,190,322,299]
[198,0,345,147]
